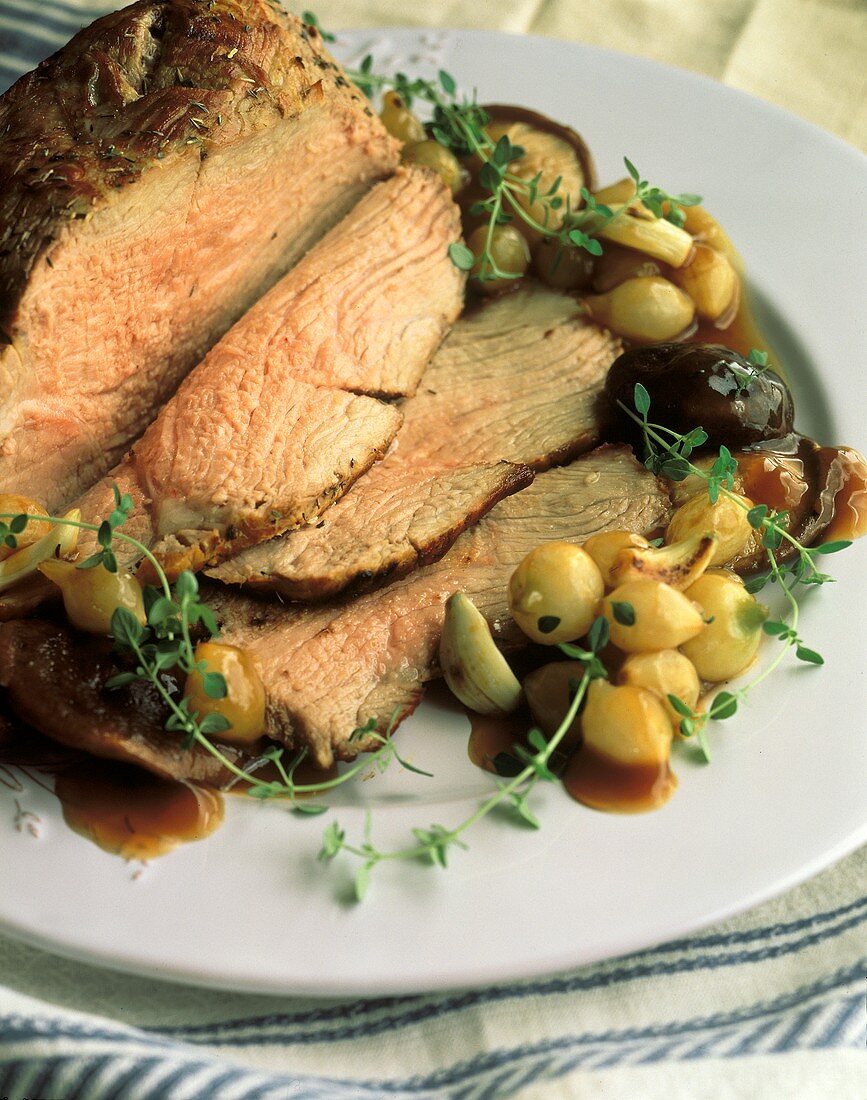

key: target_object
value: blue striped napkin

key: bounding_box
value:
[0,852,863,1098]
[0,4,865,1098]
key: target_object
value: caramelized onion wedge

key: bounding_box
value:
[598,213,695,267]
[610,532,717,590]
[0,508,79,593]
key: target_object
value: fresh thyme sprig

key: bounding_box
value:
[625,380,850,591]
[345,62,701,281]
[319,617,609,900]
[0,504,424,807]
[301,9,336,42]
[616,380,851,754]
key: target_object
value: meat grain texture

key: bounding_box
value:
[0,0,399,509]
[74,166,465,577]
[0,450,670,781]
[211,284,620,599]
[209,447,672,768]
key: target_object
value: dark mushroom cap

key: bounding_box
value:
[605,343,795,449]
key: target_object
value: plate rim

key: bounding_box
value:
[0,26,865,997]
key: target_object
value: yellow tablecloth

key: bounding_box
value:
[314,0,866,150]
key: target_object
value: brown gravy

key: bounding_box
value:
[692,291,773,364]
[819,446,867,542]
[467,710,531,774]
[0,718,225,859]
[466,709,677,813]
[54,760,223,861]
[0,718,343,858]
[738,441,811,513]
[564,745,677,813]
[734,436,867,569]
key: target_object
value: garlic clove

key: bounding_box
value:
[439,593,523,714]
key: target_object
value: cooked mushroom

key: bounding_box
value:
[482,104,596,237]
[604,343,795,448]
[727,434,867,572]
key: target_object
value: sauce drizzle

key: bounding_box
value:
[467,709,530,774]
[466,708,677,813]
[564,745,677,813]
[54,760,223,860]
[692,291,774,365]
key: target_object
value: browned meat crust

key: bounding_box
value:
[0,0,399,509]
[0,618,247,785]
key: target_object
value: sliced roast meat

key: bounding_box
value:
[74,167,465,578]
[208,447,672,768]
[0,619,246,785]
[210,461,534,597]
[197,163,466,399]
[395,285,618,468]
[81,382,403,578]
[0,449,668,783]
[0,0,399,510]
[209,285,620,598]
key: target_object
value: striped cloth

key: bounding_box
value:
[0,3,865,1098]
[0,851,864,1098]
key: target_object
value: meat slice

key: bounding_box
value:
[0,449,668,783]
[393,285,619,468]
[74,167,465,577]
[209,285,620,598]
[198,163,466,399]
[208,447,672,767]
[0,619,245,785]
[210,461,534,597]
[0,0,399,510]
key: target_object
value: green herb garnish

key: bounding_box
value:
[319,618,609,900]
[0,505,421,808]
[346,61,701,281]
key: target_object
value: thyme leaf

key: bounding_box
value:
[0,502,426,807]
[345,60,701,278]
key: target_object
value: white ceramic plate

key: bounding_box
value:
[1,29,865,997]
